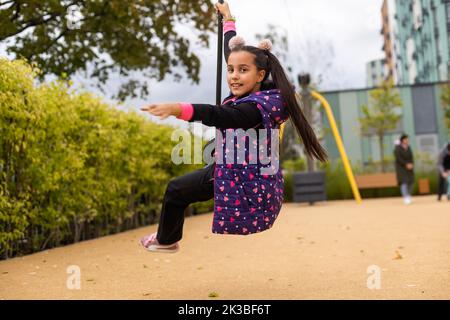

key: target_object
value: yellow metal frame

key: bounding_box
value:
[279,91,362,203]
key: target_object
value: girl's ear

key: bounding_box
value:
[257,69,266,83]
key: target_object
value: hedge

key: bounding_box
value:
[0,58,209,259]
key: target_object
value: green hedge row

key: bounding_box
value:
[0,59,210,259]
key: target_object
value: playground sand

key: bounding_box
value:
[0,195,449,300]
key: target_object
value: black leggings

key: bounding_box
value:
[156,164,215,245]
[437,173,448,200]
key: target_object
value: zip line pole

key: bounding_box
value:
[216,0,224,105]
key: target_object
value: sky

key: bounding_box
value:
[131,0,385,127]
[0,0,385,129]
[135,0,386,102]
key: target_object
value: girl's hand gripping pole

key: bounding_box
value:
[216,0,224,105]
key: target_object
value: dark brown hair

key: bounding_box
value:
[400,133,409,142]
[230,45,327,162]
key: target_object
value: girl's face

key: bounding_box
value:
[227,51,266,97]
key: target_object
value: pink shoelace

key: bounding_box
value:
[141,233,157,248]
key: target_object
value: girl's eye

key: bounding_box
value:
[227,68,248,73]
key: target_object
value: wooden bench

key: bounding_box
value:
[354,173,397,189]
[418,179,430,194]
[355,173,430,194]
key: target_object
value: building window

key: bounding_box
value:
[447,3,450,23]
[448,34,450,59]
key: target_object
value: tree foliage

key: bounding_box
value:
[441,82,450,131]
[359,80,403,172]
[0,0,216,100]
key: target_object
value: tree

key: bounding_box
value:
[255,23,292,75]
[359,80,403,172]
[441,82,450,131]
[0,0,216,101]
[296,37,335,88]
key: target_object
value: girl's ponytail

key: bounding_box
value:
[230,41,327,162]
[265,51,327,162]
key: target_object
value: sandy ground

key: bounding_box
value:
[0,195,449,300]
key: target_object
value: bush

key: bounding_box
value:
[0,58,205,259]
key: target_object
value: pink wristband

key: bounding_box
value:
[223,21,236,33]
[177,103,194,121]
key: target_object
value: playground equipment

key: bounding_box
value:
[310,91,362,203]
[216,0,225,105]
[288,86,362,204]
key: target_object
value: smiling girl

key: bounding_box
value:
[140,1,327,253]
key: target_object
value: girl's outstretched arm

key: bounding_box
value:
[141,102,262,130]
[179,102,261,129]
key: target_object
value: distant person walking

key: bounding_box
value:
[394,134,415,205]
[437,142,450,201]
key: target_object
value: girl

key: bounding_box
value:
[140,1,327,253]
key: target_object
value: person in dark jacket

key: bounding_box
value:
[394,134,415,205]
[437,143,450,201]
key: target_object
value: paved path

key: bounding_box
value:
[1,196,449,299]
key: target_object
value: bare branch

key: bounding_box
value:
[0,13,60,40]
[0,0,14,6]
[1,0,84,40]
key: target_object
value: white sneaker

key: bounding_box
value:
[140,233,179,253]
[404,197,412,205]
